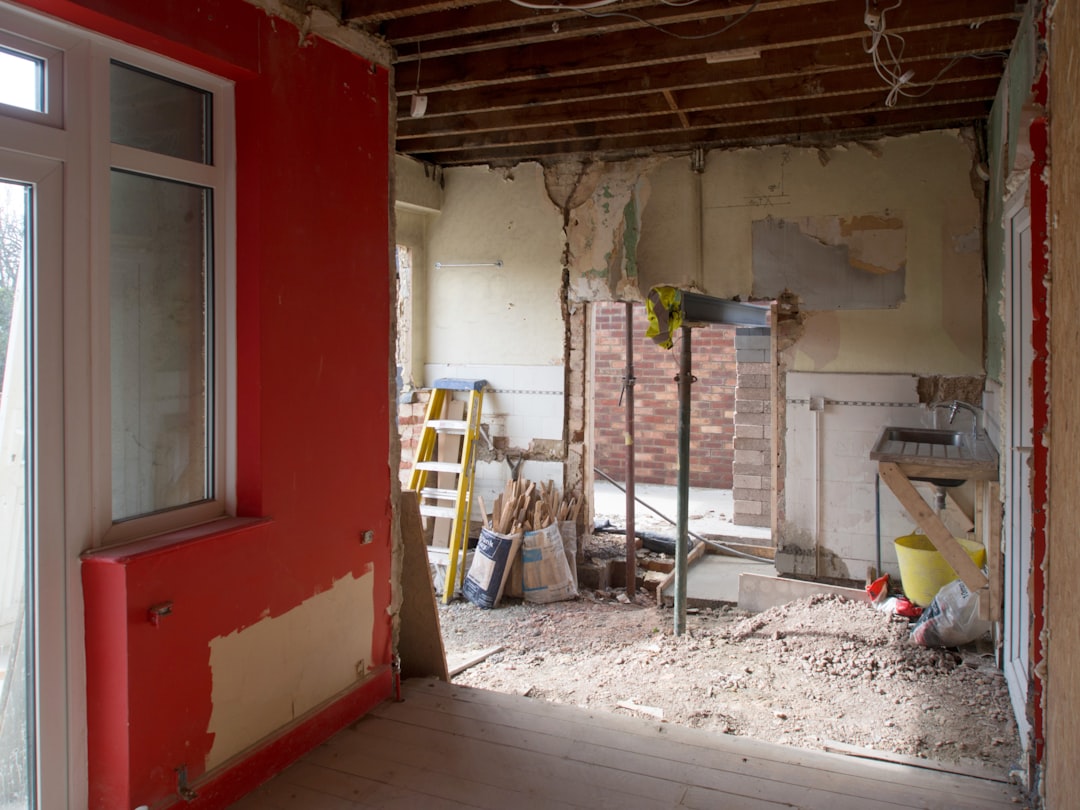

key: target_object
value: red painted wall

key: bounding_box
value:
[20,1,394,807]
[593,302,737,489]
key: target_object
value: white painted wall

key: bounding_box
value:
[424,163,565,366]
[635,131,985,375]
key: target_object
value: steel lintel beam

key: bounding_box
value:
[681,292,770,327]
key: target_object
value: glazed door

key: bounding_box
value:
[1003,191,1033,745]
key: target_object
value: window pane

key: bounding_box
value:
[110,170,211,521]
[110,61,210,164]
[0,180,31,809]
[0,48,43,112]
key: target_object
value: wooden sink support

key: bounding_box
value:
[877,461,1002,622]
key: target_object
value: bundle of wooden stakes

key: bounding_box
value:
[478,478,584,535]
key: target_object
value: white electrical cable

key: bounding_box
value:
[508,0,761,42]
[508,0,623,10]
[862,0,1004,109]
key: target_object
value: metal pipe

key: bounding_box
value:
[675,325,692,636]
[592,468,771,563]
[624,301,637,599]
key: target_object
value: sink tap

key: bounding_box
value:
[947,400,981,440]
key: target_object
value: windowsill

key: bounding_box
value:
[81,515,271,563]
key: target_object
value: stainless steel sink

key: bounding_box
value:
[870,425,999,482]
[879,427,966,448]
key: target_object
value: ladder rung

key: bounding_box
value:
[420,505,458,519]
[427,419,469,433]
[420,487,459,501]
[416,461,463,474]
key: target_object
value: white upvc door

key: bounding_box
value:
[1003,187,1033,747]
[0,149,66,810]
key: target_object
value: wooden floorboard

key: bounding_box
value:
[232,678,1026,809]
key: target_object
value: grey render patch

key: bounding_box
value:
[751,216,906,310]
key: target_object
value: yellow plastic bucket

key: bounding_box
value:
[893,531,987,607]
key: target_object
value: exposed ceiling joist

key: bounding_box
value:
[338,0,1025,166]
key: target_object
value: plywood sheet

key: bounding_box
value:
[397,490,448,682]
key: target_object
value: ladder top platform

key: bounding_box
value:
[432,378,487,392]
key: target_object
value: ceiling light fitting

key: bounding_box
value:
[410,94,428,118]
[704,47,761,64]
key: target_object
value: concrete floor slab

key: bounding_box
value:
[660,554,774,606]
[593,480,772,542]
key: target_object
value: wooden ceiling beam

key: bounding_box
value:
[392,0,1019,90]
[384,0,826,52]
[397,60,1004,139]
[394,20,1015,118]
[342,0,492,25]
[399,82,997,154]
[406,102,991,166]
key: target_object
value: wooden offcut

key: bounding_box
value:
[396,490,449,682]
[878,462,989,595]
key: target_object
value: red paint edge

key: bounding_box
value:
[161,667,393,809]
[1027,111,1049,767]
[81,561,133,810]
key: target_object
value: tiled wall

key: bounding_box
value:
[780,372,947,582]
[592,302,737,489]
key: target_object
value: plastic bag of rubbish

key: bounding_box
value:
[910,578,989,646]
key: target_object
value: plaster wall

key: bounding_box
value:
[424,163,564,365]
[633,132,986,376]
[396,207,429,390]
[395,154,443,213]
[206,570,375,770]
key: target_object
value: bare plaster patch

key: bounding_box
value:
[206,569,375,770]
[563,159,662,302]
[752,215,906,308]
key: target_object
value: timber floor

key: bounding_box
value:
[231,678,1026,809]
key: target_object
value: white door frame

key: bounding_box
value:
[0,148,68,809]
[1002,182,1033,747]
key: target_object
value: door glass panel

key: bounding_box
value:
[0,179,31,809]
[0,49,43,112]
[110,170,212,521]
[110,61,211,164]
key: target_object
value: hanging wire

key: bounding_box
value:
[863,0,1008,108]
[508,0,764,41]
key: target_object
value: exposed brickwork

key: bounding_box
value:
[733,326,773,528]
[397,390,433,485]
[592,302,736,489]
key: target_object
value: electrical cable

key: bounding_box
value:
[862,0,1006,108]
[508,0,762,42]
[582,0,762,40]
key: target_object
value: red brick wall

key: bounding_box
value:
[398,389,432,483]
[592,302,736,489]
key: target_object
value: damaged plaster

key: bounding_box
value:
[243,0,392,65]
[752,214,907,309]
[206,570,375,770]
[559,157,665,302]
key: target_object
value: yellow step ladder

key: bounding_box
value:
[408,379,486,603]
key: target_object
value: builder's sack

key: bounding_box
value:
[463,527,522,609]
[521,523,577,604]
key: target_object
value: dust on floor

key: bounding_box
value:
[439,591,1022,780]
